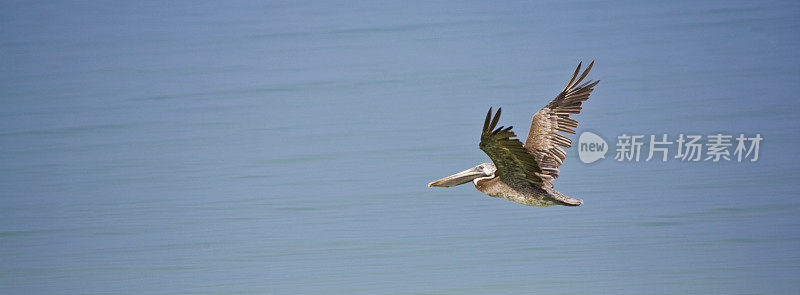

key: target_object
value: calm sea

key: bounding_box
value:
[2,0,799,294]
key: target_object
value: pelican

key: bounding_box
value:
[428,61,599,207]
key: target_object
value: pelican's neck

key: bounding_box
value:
[473,175,497,190]
[474,176,509,200]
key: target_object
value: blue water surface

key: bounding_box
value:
[1,0,799,294]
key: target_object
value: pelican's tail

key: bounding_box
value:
[551,190,583,206]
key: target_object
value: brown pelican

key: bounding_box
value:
[428,61,599,207]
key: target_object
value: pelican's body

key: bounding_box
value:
[475,171,581,207]
[428,61,599,207]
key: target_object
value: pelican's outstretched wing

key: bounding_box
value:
[524,61,600,187]
[479,107,544,187]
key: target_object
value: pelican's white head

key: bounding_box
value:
[428,163,496,187]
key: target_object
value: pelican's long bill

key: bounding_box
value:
[428,166,484,187]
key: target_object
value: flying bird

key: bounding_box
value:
[428,61,599,207]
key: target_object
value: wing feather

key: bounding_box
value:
[524,61,599,187]
[479,108,544,187]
